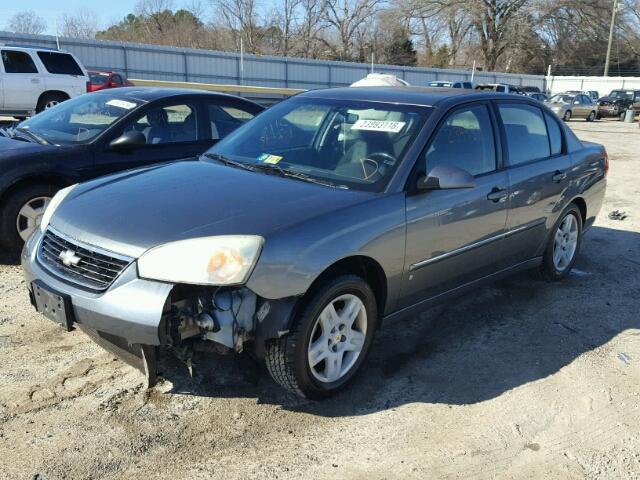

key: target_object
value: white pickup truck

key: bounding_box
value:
[0,45,89,118]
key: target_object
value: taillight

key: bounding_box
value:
[603,149,609,176]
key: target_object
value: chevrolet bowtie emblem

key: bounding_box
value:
[59,249,82,267]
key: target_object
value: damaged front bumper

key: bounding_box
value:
[21,231,298,386]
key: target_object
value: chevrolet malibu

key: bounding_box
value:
[22,88,607,399]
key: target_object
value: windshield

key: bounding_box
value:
[608,90,633,99]
[89,73,109,85]
[549,94,575,103]
[205,97,431,191]
[19,94,141,145]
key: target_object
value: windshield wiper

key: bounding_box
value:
[16,127,48,145]
[251,163,347,189]
[203,153,256,171]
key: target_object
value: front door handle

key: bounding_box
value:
[487,187,508,203]
[552,170,567,182]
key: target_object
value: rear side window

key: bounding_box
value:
[496,85,506,92]
[37,52,83,75]
[499,104,550,165]
[209,103,257,140]
[544,112,563,156]
[1,50,38,73]
[111,74,123,85]
[426,104,496,176]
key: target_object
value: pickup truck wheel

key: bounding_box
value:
[538,204,583,282]
[36,93,68,113]
[0,184,55,252]
[563,110,572,122]
[265,275,377,399]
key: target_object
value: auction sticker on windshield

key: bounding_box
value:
[352,120,406,133]
[106,99,137,110]
[258,153,283,164]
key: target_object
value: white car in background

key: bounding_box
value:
[0,45,89,119]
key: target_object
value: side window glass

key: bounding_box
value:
[1,50,38,73]
[496,85,505,92]
[209,104,256,140]
[36,52,83,75]
[111,75,123,85]
[426,105,496,176]
[544,112,563,156]
[129,104,197,145]
[499,104,550,165]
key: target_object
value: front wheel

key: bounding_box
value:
[0,184,55,252]
[563,110,572,122]
[538,204,583,281]
[265,275,377,399]
[587,111,596,122]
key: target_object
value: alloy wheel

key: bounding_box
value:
[553,213,578,272]
[45,100,60,109]
[16,196,51,241]
[307,293,367,383]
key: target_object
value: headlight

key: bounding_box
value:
[138,236,263,285]
[40,184,77,233]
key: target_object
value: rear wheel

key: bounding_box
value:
[265,275,377,399]
[36,92,68,113]
[538,204,583,282]
[563,110,572,122]
[0,184,55,251]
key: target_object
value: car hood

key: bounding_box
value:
[0,134,57,159]
[598,96,626,104]
[52,161,375,258]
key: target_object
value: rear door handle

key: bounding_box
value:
[31,78,40,84]
[487,188,508,203]
[552,170,567,182]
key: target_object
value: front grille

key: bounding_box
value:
[38,229,132,291]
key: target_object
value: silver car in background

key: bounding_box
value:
[545,93,597,122]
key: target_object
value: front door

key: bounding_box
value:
[0,50,44,111]
[400,103,509,308]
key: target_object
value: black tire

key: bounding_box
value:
[538,204,583,282]
[563,110,572,122]
[265,274,378,399]
[0,184,56,252]
[619,111,626,121]
[586,111,596,122]
[36,92,68,113]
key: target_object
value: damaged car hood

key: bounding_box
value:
[51,160,374,258]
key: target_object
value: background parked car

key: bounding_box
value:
[545,93,597,122]
[0,45,89,118]
[0,87,264,251]
[597,89,640,120]
[528,92,548,102]
[87,70,134,92]
[475,83,527,95]
[428,81,473,89]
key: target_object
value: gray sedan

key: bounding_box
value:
[22,88,607,399]
[545,93,597,122]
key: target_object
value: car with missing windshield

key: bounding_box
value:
[0,87,263,252]
[22,87,607,399]
[545,93,597,122]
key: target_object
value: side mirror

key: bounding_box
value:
[416,164,476,191]
[109,130,146,150]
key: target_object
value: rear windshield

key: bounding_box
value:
[37,52,83,75]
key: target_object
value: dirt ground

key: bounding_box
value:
[1,119,639,480]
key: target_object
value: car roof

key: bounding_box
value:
[91,86,255,103]
[298,86,513,107]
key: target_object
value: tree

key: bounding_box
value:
[61,9,99,39]
[213,0,262,52]
[6,11,46,35]
[384,28,418,65]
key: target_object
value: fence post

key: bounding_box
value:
[328,64,333,87]
[122,45,128,78]
[284,60,289,88]
[183,51,189,82]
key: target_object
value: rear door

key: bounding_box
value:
[400,102,509,307]
[496,101,571,265]
[0,49,44,110]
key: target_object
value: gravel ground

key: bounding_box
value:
[1,119,639,480]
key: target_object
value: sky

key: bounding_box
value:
[0,0,195,35]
